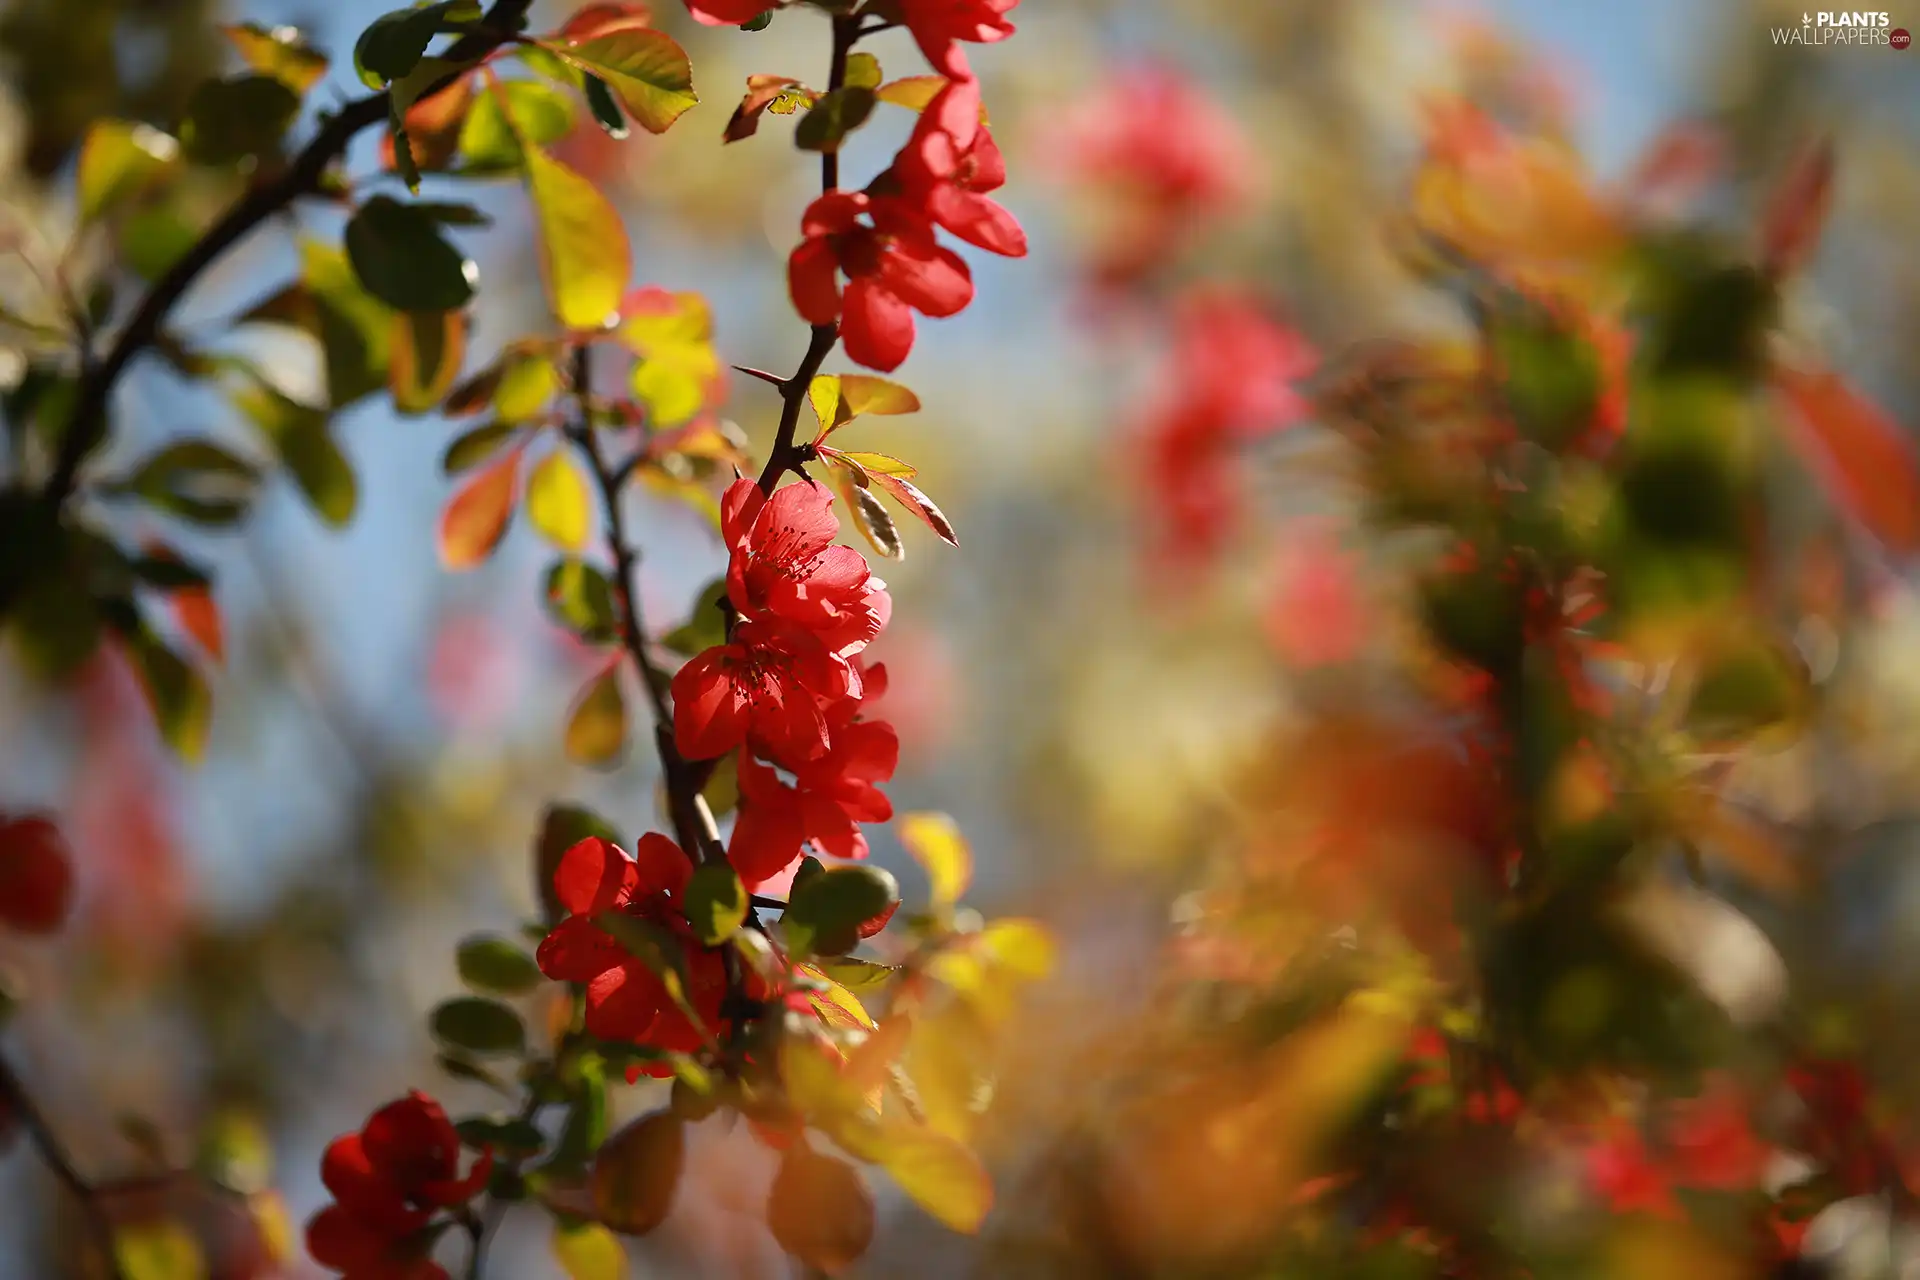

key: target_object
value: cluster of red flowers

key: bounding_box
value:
[684,0,1028,371]
[672,479,900,888]
[307,1092,491,1280]
[1135,288,1318,572]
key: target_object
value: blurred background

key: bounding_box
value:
[3,0,1920,1275]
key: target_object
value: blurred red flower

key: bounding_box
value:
[789,191,973,372]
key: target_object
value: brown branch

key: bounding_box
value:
[1,1054,129,1279]
[41,0,538,521]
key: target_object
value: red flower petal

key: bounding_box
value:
[879,239,974,318]
[585,963,667,1042]
[554,836,639,916]
[630,831,693,897]
[537,915,625,983]
[672,645,751,760]
[842,276,916,372]
[789,239,843,327]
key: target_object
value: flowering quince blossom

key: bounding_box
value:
[881,78,1027,258]
[1138,289,1318,569]
[790,190,973,373]
[306,1091,492,1279]
[722,478,891,657]
[730,709,899,887]
[536,835,758,1071]
[672,616,858,764]
[897,0,1020,80]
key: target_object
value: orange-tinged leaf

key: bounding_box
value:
[221,22,329,93]
[798,965,876,1032]
[380,73,476,174]
[1775,367,1920,552]
[389,309,468,414]
[975,918,1055,981]
[828,463,901,560]
[440,445,523,569]
[566,659,629,765]
[524,144,630,330]
[171,585,223,665]
[898,812,971,910]
[550,28,697,135]
[526,449,593,550]
[1760,139,1834,278]
[555,1,654,42]
[876,1124,992,1234]
[869,471,957,546]
[726,74,805,143]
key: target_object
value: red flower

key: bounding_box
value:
[671,617,860,765]
[896,0,1019,80]
[1585,1125,1680,1218]
[884,78,1026,258]
[306,1092,491,1278]
[1663,1078,1770,1190]
[729,719,900,888]
[1138,290,1317,569]
[722,478,890,657]
[789,191,973,372]
[535,835,741,1066]
[681,0,772,24]
[0,813,75,935]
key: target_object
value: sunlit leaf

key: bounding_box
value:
[844,52,881,91]
[898,812,971,911]
[381,71,477,173]
[684,863,747,944]
[554,2,654,42]
[544,557,620,643]
[875,76,988,123]
[390,309,468,414]
[566,659,629,766]
[232,378,356,527]
[459,79,577,173]
[439,445,523,569]
[121,619,212,762]
[77,121,179,223]
[523,144,630,330]
[527,449,594,550]
[548,28,697,135]
[795,86,875,154]
[457,935,544,995]
[221,22,329,93]
[114,1219,205,1280]
[621,289,720,426]
[875,1124,992,1234]
[444,421,520,474]
[725,74,806,143]
[868,471,956,546]
[553,1220,626,1280]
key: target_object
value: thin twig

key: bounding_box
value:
[0,1055,128,1279]
[42,0,537,521]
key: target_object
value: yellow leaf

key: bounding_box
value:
[527,449,593,550]
[809,374,845,433]
[781,1032,862,1118]
[221,22,329,93]
[78,120,179,223]
[839,375,920,418]
[899,812,971,910]
[114,1220,206,1280]
[524,144,629,330]
[877,1123,993,1234]
[438,446,522,569]
[976,919,1055,981]
[621,289,720,426]
[494,351,560,422]
[566,661,628,765]
[553,28,698,135]
[836,450,916,478]
[553,1220,627,1280]
[875,76,989,124]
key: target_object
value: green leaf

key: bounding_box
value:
[547,29,697,135]
[77,121,179,223]
[345,195,478,312]
[554,1220,627,1279]
[565,662,628,766]
[430,996,528,1057]
[520,143,629,331]
[457,935,544,995]
[544,558,620,643]
[458,79,576,172]
[527,449,593,550]
[116,440,260,527]
[1684,634,1811,747]
[180,75,301,164]
[1492,307,1602,451]
[785,865,900,958]
[795,86,876,154]
[584,74,631,139]
[390,309,468,414]
[661,578,727,656]
[816,957,897,992]
[354,1,477,88]
[120,617,212,762]
[305,240,397,409]
[740,11,772,30]
[554,1051,609,1170]
[683,864,747,945]
[456,1115,547,1156]
[444,422,520,475]
[232,379,357,527]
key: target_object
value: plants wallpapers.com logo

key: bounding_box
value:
[1772,11,1911,44]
